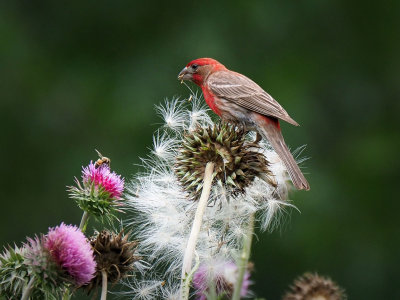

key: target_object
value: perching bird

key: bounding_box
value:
[178,58,310,190]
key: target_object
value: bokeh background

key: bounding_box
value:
[1,1,399,299]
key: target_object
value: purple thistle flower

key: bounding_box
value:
[69,159,125,219]
[193,260,251,300]
[82,162,124,199]
[44,223,96,286]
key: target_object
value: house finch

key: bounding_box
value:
[178,58,310,190]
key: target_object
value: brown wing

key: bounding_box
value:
[207,70,299,126]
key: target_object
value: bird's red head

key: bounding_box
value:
[178,58,226,86]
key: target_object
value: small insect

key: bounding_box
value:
[188,94,193,102]
[161,281,166,287]
[94,149,111,169]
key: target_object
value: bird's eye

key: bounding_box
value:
[191,64,199,70]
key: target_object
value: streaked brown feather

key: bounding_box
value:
[255,114,310,190]
[207,70,299,126]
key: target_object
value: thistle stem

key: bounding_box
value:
[62,288,71,300]
[232,213,255,300]
[21,276,35,300]
[180,162,215,300]
[101,269,108,300]
[79,211,89,232]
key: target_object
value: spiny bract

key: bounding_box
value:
[0,245,29,298]
[175,122,276,199]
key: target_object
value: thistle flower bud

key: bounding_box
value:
[69,160,125,220]
[175,123,275,199]
[85,230,140,294]
[282,272,347,300]
[192,260,251,300]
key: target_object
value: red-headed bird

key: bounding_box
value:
[178,58,310,190]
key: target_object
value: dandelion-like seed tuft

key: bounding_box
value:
[175,122,276,199]
[282,272,347,300]
[125,96,304,298]
[192,260,251,300]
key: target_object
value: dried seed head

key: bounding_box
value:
[175,123,275,199]
[85,230,140,294]
[282,273,347,300]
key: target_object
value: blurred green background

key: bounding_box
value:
[1,1,399,299]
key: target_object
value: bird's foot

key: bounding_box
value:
[254,132,262,143]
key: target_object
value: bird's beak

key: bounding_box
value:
[178,67,189,81]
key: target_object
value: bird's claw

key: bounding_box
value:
[255,132,262,143]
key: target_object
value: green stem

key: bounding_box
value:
[62,288,71,300]
[180,162,215,300]
[21,276,35,300]
[79,211,90,232]
[207,277,218,300]
[232,213,255,300]
[101,269,108,300]
[181,251,200,300]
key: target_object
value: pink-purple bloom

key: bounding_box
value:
[82,162,124,199]
[44,223,96,285]
[193,260,251,299]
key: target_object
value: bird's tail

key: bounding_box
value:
[255,115,310,190]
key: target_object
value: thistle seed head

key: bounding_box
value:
[124,97,303,298]
[175,123,275,199]
[85,230,140,294]
[282,272,347,300]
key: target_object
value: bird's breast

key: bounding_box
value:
[202,86,222,116]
